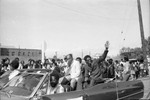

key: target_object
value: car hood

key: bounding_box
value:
[0,91,28,100]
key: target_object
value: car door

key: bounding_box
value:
[117,80,144,100]
[84,82,117,100]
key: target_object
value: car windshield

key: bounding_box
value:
[3,73,43,96]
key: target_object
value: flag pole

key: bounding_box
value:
[42,41,47,63]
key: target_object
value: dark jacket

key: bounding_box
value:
[107,63,115,78]
[90,49,108,79]
[84,49,108,81]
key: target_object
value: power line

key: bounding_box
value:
[43,0,137,21]
[121,0,136,45]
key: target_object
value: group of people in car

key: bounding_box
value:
[1,41,147,95]
[42,41,110,94]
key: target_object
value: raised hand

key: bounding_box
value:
[105,41,109,49]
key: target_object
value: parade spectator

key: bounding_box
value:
[114,60,120,71]
[42,59,50,69]
[51,59,61,73]
[134,62,140,79]
[34,60,41,69]
[129,61,136,80]
[28,59,35,69]
[114,60,120,79]
[120,59,125,66]
[62,56,69,75]
[38,60,42,68]
[1,58,10,73]
[0,59,19,80]
[122,56,131,81]
[107,59,115,78]
[18,60,25,69]
[139,59,145,77]
[24,59,31,69]
[15,57,19,62]
[76,57,84,90]
[0,59,7,75]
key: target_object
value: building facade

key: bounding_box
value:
[0,47,42,63]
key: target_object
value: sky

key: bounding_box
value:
[0,0,149,58]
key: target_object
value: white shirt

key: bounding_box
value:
[47,84,64,94]
[70,60,81,80]
[9,70,20,80]
[123,61,130,74]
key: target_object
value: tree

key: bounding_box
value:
[145,36,150,55]
[120,36,150,59]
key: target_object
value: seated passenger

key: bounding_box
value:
[47,72,71,94]
[83,41,109,88]
[46,72,64,94]
[59,54,81,90]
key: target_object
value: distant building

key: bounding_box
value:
[0,47,42,63]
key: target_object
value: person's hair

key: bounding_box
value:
[15,57,19,61]
[21,60,24,64]
[76,57,82,63]
[50,72,60,81]
[120,64,124,67]
[108,58,113,64]
[1,59,6,64]
[51,59,56,63]
[115,60,119,64]
[30,59,35,63]
[124,56,129,61]
[84,55,91,61]
[64,56,67,60]
[139,59,144,63]
[5,57,10,63]
[52,59,57,66]
[10,60,19,69]
[67,54,73,59]
[5,57,9,61]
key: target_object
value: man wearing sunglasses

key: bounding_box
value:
[60,54,81,91]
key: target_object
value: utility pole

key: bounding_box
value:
[81,49,83,59]
[137,0,148,67]
[55,51,57,58]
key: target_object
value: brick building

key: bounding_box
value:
[0,47,42,63]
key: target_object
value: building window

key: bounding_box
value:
[23,52,25,56]
[28,52,30,56]
[1,48,9,56]
[18,52,21,56]
[39,51,41,55]
[6,51,9,56]
[12,52,15,56]
[32,52,34,56]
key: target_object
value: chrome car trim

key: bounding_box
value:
[29,72,48,98]
[117,90,144,100]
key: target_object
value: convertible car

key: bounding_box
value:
[0,69,144,100]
